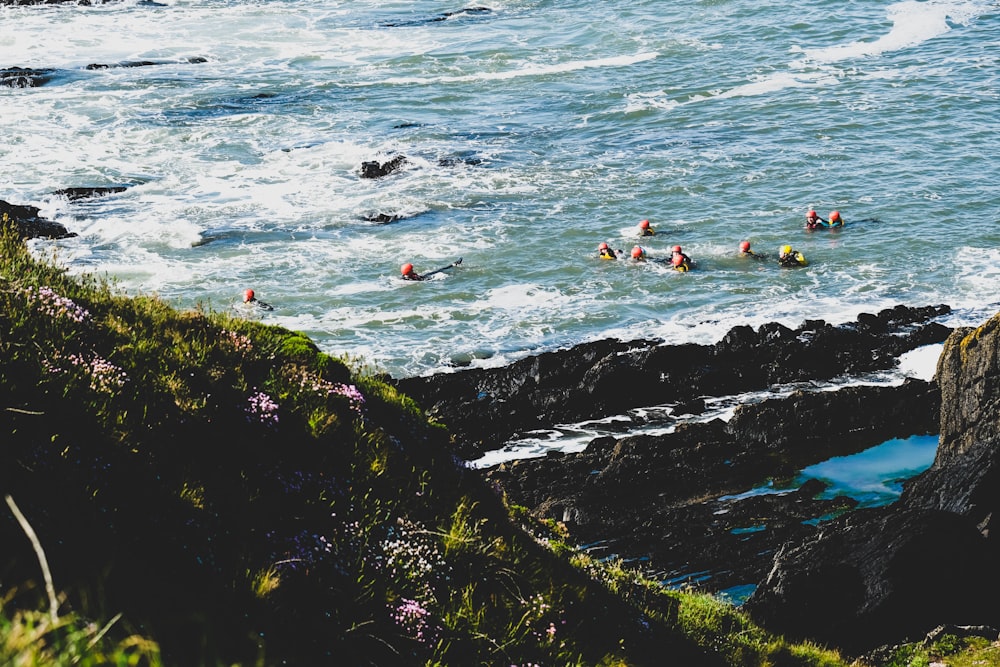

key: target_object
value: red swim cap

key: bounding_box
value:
[631,246,644,259]
[640,219,650,229]
[830,210,841,221]
[807,209,817,217]
[599,242,609,250]
[401,263,414,275]
[739,241,750,252]
[243,289,254,302]
[672,245,682,253]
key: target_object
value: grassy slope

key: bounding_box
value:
[0,220,857,666]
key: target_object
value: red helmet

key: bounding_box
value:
[807,209,817,218]
[739,241,750,252]
[671,254,684,266]
[243,288,254,302]
[401,263,414,275]
[598,242,609,250]
[672,245,682,253]
[631,246,644,259]
[639,219,650,229]
[830,210,841,221]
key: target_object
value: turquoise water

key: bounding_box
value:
[720,434,940,507]
[2,0,998,378]
[797,433,939,507]
[712,434,938,605]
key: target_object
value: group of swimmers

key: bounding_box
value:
[239,209,844,307]
[598,209,844,271]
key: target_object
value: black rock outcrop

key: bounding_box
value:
[52,186,128,201]
[1,67,55,87]
[396,305,952,459]
[85,57,207,69]
[0,200,76,240]
[391,303,983,654]
[743,314,1000,657]
[360,155,408,179]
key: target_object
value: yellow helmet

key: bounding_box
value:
[781,245,792,255]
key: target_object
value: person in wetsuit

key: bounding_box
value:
[242,288,273,311]
[598,242,619,260]
[778,244,807,267]
[401,263,424,281]
[739,240,766,260]
[805,209,828,230]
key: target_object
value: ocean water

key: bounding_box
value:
[3,0,998,383]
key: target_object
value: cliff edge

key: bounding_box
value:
[744,315,1000,656]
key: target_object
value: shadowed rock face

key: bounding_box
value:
[395,305,952,459]
[484,379,940,597]
[743,315,1000,657]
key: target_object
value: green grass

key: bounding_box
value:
[0,590,162,667]
[2,217,961,667]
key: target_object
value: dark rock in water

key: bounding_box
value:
[87,61,156,70]
[440,7,492,19]
[485,379,940,596]
[52,186,128,201]
[743,314,1000,656]
[85,57,208,70]
[0,200,76,240]
[362,212,407,224]
[1,67,55,88]
[437,154,484,167]
[360,155,408,179]
[395,306,952,459]
[382,6,492,27]
[1,0,96,4]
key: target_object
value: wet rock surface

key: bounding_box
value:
[484,379,940,597]
[0,200,76,240]
[52,186,129,201]
[396,305,952,459]
[1,67,56,87]
[360,155,408,179]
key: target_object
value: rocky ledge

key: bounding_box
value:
[1,199,76,240]
[396,304,952,460]
[393,304,1000,658]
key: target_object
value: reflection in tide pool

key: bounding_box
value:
[714,434,939,606]
[719,434,940,507]
[797,434,939,508]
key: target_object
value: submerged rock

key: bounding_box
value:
[85,57,207,70]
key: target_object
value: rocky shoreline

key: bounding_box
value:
[393,304,1000,657]
[395,304,952,460]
